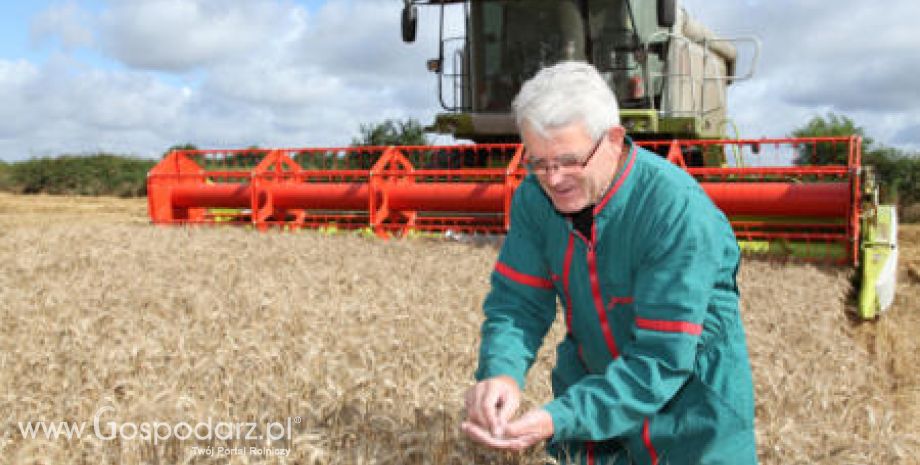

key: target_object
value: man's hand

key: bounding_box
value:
[463,376,521,438]
[462,408,554,452]
[462,376,554,451]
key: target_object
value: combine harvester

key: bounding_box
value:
[147,0,897,318]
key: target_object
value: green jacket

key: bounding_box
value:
[475,142,757,464]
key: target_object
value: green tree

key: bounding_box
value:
[350,118,431,169]
[163,143,199,158]
[792,112,869,141]
[866,146,920,206]
[351,119,429,147]
[790,112,871,165]
[0,160,9,191]
[789,112,920,210]
[229,146,266,170]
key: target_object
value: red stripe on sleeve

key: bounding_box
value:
[635,317,703,336]
[494,262,553,289]
[607,296,634,309]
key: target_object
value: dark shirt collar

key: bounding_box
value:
[566,204,594,241]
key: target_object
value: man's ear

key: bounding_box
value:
[606,125,626,144]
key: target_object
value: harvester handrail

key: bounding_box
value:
[637,136,858,145]
[169,143,522,155]
[688,167,849,176]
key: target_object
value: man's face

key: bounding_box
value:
[521,122,622,214]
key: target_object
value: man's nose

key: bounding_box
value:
[544,167,565,186]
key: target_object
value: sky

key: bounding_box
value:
[0,0,917,161]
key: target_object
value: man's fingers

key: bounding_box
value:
[461,421,527,450]
[465,384,487,426]
[497,435,538,452]
[462,420,511,448]
[464,386,482,425]
[463,378,522,440]
[481,388,503,436]
[461,382,543,453]
[461,421,494,444]
[502,409,554,443]
[462,421,541,451]
[497,392,519,425]
[501,411,531,438]
[466,382,502,430]
[492,391,520,438]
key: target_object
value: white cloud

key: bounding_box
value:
[2,0,918,161]
[682,0,920,145]
[2,0,448,160]
[0,60,43,139]
[30,1,94,50]
[97,0,305,71]
[0,54,191,158]
[184,0,447,148]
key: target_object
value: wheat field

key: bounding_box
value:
[0,193,918,464]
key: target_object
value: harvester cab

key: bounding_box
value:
[402,0,759,146]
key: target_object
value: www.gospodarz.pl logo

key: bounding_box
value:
[18,406,301,450]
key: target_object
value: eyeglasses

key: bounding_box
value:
[523,136,604,176]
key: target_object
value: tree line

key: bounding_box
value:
[0,120,430,198]
[0,154,156,198]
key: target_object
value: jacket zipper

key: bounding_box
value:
[566,216,620,360]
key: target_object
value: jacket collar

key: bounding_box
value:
[594,136,638,215]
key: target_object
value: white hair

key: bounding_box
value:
[512,61,621,140]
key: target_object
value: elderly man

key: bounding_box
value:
[461,62,757,464]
